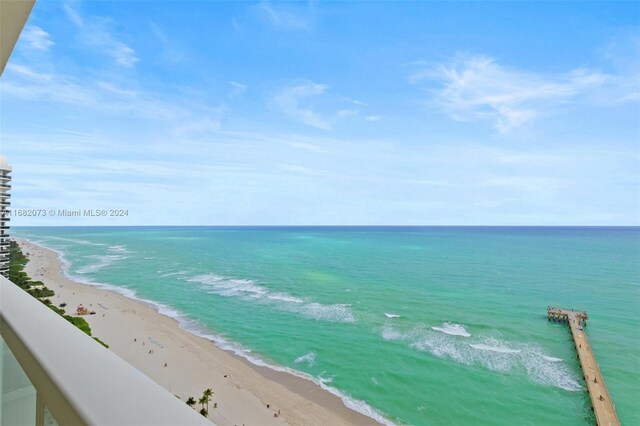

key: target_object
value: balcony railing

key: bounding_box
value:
[0,277,213,425]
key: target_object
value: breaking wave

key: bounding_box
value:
[76,245,130,274]
[431,322,471,337]
[76,254,125,274]
[294,352,316,366]
[381,324,405,341]
[470,342,521,354]
[541,355,563,362]
[158,270,191,278]
[187,274,356,323]
[381,325,581,391]
[38,235,107,247]
[384,313,401,318]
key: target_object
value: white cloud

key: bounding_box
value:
[255,2,309,31]
[171,116,224,139]
[21,26,54,51]
[481,176,566,194]
[5,64,53,81]
[288,141,328,153]
[411,54,609,134]
[150,23,187,63]
[600,34,640,105]
[63,4,84,26]
[278,164,326,176]
[229,81,247,97]
[272,81,359,130]
[111,44,138,68]
[63,4,139,67]
[273,82,331,129]
[1,64,213,123]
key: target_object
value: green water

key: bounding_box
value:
[15,227,640,425]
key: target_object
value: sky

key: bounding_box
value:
[0,1,638,226]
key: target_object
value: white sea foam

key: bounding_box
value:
[76,254,126,274]
[268,293,304,303]
[294,303,355,323]
[294,352,316,366]
[380,325,581,392]
[541,355,563,362]
[384,313,401,318]
[470,343,521,354]
[46,241,131,275]
[44,247,141,302]
[158,270,191,278]
[381,325,404,341]
[318,376,333,384]
[188,274,356,323]
[189,274,268,298]
[431,322,471,337]
[328,387,396,426]
[40,236,107,247]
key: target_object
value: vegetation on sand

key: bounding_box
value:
[7,240,109,348]
[185,388,215,418]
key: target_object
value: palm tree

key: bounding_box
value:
[198,395,208,413]
[199,408,208,417]
[186,397,196,408]
[203,388,214,411]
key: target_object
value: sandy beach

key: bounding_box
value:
[16,238,380,426]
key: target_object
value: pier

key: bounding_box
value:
[547,307,620,426]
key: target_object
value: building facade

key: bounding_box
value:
[0,156,11,278]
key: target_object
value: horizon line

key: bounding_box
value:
[10,225,640,229]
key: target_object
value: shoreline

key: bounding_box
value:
[16,238,386,426]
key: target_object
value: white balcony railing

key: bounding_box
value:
[0,277,213,425]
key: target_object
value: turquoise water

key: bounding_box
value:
[14,227,640,425]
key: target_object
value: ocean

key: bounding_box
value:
[14,227,640,425]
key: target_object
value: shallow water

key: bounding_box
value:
[15,226,640,425]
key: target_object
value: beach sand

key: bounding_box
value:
[16,238,380,426]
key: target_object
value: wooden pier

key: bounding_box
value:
[547,307,620,426]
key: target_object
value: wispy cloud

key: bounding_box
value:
[5,64,53,82]
[480,176,567,197]
[255,2,310,31]
[63,4,139,67]
[600,33,640,105]
[229,81,247,97]
[1,63,217,124]
[410,54,609,134]
[288,141,329,154]
[171,115,225,140]
[21,26,54,51]
[365,115,384,122]
[149,23,187,63]
[273,82,331,129]
[272,81,359,130]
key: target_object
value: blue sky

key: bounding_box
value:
[1,1,638,225]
